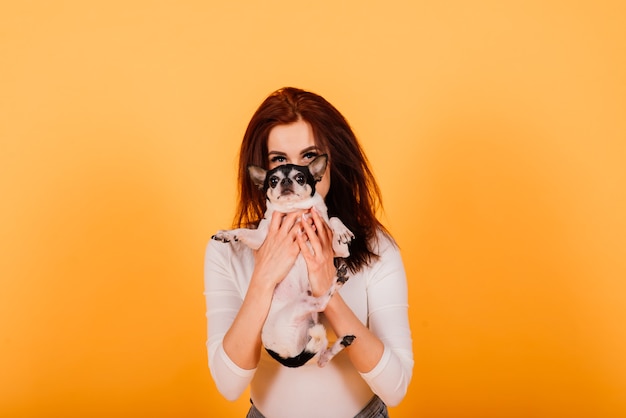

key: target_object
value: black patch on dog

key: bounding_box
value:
[265,347,317,368]
[340,335,356,347]
[336,262,349,284]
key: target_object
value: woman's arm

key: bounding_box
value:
[205,210,306,399]
[298,208,413,406]
[323,293,385,372]
[298,207,383,371]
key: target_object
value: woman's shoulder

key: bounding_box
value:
[371,228,399,256]
[360,229,406,285]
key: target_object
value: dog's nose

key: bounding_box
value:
[281,178,293,186]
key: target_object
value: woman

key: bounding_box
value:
[205,87,413,418]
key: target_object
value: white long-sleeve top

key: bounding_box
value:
[204,230,413,418]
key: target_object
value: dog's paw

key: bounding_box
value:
[335,262,349,285]
[335,227,355,245]
[329,217,354,244]
[328,217,354,251]
[211,230,237,243]
[340,335,356,347]
[331,222,354,245]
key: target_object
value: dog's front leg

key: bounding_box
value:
[328,217,354,258]
[212,228,246,243]
[212,219,270,250]
[235,228,266,250]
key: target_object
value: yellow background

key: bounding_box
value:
[1,1,625,417]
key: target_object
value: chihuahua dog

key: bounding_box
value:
[212,154,356,367]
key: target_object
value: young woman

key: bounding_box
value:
[205,87,413,418]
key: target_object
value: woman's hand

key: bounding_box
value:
[252,210,307,290]
[297,207,337,297]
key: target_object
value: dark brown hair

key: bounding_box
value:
[234,87,389,272]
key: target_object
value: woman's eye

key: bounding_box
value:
[270,156,286,164]
[303,152,318,160]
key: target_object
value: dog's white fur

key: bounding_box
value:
[212,156,354,367]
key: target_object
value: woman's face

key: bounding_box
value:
[266,119,330,199]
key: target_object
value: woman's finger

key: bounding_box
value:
[285,211,307,237]
[300,214,321,256]
[296,227,315,256]
[309,207,332,245]
[268,210,285,233]
[268,210,303,239]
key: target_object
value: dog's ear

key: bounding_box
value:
[308,154,328,182]
[247,165,267,189]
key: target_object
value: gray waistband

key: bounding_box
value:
[246,395,388,418]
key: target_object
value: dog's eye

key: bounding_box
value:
[295,174,305,185]
[269,176,279,188]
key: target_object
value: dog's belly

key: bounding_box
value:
[262,309,315,357]
[272,257,309,297]
[261,259,317,357]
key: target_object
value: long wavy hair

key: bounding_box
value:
[234,87,389,272]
